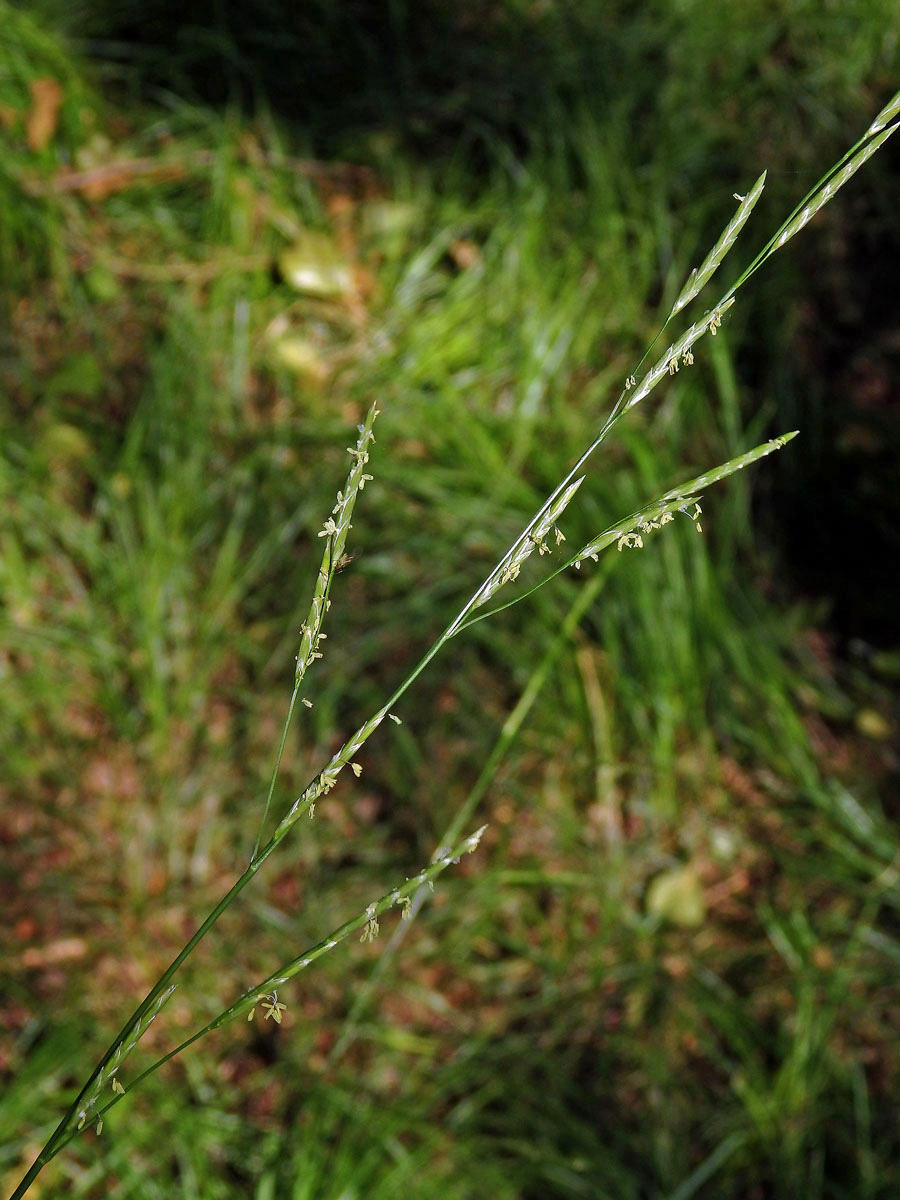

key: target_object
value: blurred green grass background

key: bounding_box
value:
[1,2,899,1196]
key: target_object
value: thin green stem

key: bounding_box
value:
[251,685,299,861]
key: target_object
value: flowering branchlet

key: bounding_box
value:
[360,903,380,943]
[623,299,734,415]
[276,707,391,834]
[671,171,767,316]
[67,985,176,1140]
[470,476,585,611]
[294,404,380,691]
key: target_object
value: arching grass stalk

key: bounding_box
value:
[10,89,899,1200]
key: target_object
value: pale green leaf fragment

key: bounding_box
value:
[647,865,706,928]
[278,230,352,298]
[855,708,891,740]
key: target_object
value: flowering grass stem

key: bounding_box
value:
[10,89,898,1200]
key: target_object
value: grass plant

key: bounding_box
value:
[3,7,900,1195]
[6,76,899,1196]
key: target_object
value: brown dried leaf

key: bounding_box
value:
[22,937,88,968]
[26,78,63,152]
[449,239,481,270]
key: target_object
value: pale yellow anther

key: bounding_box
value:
[261,992,287,1024]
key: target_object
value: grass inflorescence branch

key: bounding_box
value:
[46,826,487,1156]
[250,402,380,862]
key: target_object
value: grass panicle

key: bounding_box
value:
[8,78,899,1200]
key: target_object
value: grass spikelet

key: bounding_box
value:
[624,298,735,413]
[867,86,900,134]
[671,171,767,315]
[296,402,379,691]
[471,476,586,610]
[774,126,898,250]
[572,433,798,569]
[250,403,380,859]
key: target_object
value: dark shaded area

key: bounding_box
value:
[790,236,899,643]
[749,155,900,645]
[54,0,660,162]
